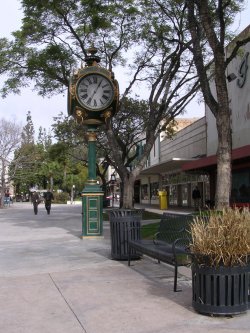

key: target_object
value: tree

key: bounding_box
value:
[52,96,178,207]
[5,106,89,196]
[37,126,52,149]
[0,0,140,97]
[1,0,201,208]
[10,139,45,195]
[0,118,22,207]
[103,1,200,207]
[46,141,88,192]
[186,0,250,208]
[10,112,46,194]
[21,111,35,144]
[0,38,12,76]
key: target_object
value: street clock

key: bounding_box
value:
[68,47,119,125]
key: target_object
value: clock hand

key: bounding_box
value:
[91,79,103,99]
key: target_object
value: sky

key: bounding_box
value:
[0,0,249,135]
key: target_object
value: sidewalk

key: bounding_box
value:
[0,203,249,333]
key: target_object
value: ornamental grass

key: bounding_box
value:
[190,208,250,267]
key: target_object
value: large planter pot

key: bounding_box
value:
[192,262,249,316]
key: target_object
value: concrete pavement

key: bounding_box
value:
[0,202,249,333]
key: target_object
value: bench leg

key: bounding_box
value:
[128,245,131,266]
[174,263,181,292]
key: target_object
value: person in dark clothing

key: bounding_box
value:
[44,190,54,215]
[192,186,201,210]
[31,191,40,215]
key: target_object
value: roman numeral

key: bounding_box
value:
[87,78,92,85]
[102,83,109,88]
[93,76,98,84]
[87,97,92,105]
[81,94,88,100]
[103,90,111,94]
[102,95,109,100]
[94,99,97,107]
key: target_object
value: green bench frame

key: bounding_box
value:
[127,213,193,292]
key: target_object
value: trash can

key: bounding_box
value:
[109,209,144,260]
[159,190,168,210]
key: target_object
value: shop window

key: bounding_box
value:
[141,184,149,200]
[169,185,177,205]
[150,182,159,200]
[182,184,188,206]
[231,169,250,203]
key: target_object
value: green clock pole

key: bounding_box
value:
[81,126,103,237]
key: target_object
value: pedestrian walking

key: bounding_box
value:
[4,190,10,206]
[192,186,201,210]
[31,191,40,215]
[43,189,54,215]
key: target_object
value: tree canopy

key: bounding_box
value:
[9,112,88,197]
[1,0,249,208]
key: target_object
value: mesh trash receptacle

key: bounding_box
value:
[109,209,143,260]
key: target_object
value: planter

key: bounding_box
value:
[192,262,249,315]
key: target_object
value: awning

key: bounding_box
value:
[140,158,195,175]
[182,145,250,171]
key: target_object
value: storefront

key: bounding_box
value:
[137,117,208,209]
[140,175,160,205]
[138,154,210,209]
[162,173,210,208]
[182,145,250,206]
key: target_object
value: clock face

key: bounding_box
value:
[76,73,114,111]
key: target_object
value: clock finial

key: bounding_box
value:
[85,45,101,66]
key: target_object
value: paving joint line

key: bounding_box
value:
[48,273,87,333]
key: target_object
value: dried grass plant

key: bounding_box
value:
[190,208,250,267]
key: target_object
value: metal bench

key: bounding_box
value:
[127,214,193,292]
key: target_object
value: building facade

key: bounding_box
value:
[137,26,250,209]
[183,26,250,207]
[138,117,207,208]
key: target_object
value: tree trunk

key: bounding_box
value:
[186,0,234,209]
[122,176,135,209]
[215,112,232,209]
